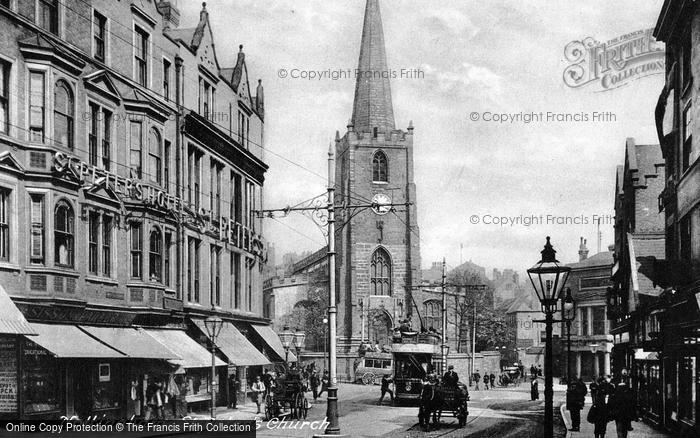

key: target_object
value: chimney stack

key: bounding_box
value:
[578,237,589,261]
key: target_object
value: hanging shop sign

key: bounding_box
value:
[0,338,17,413]
[53,152,266,260]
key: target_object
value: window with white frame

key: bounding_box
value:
[0,187,10,261]
[88,102,112,170]
[149,227,162,282]
[37,0,58,35]
[148,127,162,185]
[53,80,73,149]
[93,10,107,62]
[134,25,149,87]
[130,121,142,178]
[0,60,9,134]
[29,193,44,264]
[54,200,74,268]
[130,222,142,279]
[29,71,45,143]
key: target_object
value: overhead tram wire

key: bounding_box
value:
[20,0,379,207]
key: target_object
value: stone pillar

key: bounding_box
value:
[604,351,611,375]
[593,352,599,377]
[575,352,582,378]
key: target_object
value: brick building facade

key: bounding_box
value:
[0,0,286,420]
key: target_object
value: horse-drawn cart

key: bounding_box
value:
[418,383,469,430]
[265,372,309,420]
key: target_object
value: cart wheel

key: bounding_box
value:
[264,401,273,420]
[361,372,376,385]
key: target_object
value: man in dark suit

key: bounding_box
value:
[443,365,459,387]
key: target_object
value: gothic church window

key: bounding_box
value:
[372,151,388,182]
[424,300,441,331]
[370,247,391,295]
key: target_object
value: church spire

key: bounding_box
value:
[351,0,395,134]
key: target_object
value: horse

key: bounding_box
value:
[418,383,444,431]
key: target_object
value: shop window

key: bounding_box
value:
[0,187,9,262]
[148,128,162,185]
[130,222,142,279]
[54,201,74,268]
[0,60,9,134]
[93,10,107,62]
[149,227,162,282]
[37,0,58,35]
[53,80,73,149]
[372,150,388,182]
[92,363,119,410]
[29,194,44,264]
[678,356,697,423]
[29,71,45,143]
[370,248,392,296]
[22,340,60,413]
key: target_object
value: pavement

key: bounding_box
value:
[560,395,671,438]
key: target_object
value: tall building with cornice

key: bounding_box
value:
[334,0,422,367]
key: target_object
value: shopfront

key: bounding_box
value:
[633,351,663,424]
[191,320,270,407]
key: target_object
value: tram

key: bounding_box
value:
[392,332,440,405]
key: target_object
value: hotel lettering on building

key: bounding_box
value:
[0,0,290,419]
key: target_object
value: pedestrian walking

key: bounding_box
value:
[473,370,481,390]
[252,376,266,415]
[609,376,635,438]
[228,373,240,409]
[566,377,587,432]
[318,370,329,398]
[483,372,489,390]
[588,376,612,438]
[377,375,394,405]
[310,370,320,401]
[530,378,539,400]
[489,372,495,389]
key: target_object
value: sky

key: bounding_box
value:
[179,0,666,275]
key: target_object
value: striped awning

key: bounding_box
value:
[0,285,35,335]
[193,320,270,367]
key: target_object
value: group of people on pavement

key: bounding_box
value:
[566,368,636,438]
[471,369,497,390]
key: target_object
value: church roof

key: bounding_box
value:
[351,0,395,134]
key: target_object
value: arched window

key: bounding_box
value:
[372,151,388,182]
[148,128,162,184]
[424,300,441,332]
[149,227,162,282]
[370,247,391,295]
[54,201,74,267]
[53,80,73,148]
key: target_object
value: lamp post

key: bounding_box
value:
[279,325,294,366]
[562,288,576,383]
[323,317,329,372]
[527,237,571,438]
[204,316,224,420]
[293,328,306,367]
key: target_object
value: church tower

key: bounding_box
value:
[335,0,421,359]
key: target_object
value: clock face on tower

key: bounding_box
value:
[372,193,392,215]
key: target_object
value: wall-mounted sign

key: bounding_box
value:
[99,363,111,382]
[0,338,17,413]
[53,152,266,261]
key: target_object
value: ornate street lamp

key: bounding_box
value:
[204,316,224,419]
[561,288,576,383]
[528,237,571,438]
[279,325,294,365]
[293,328,306,365]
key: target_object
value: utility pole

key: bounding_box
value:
[325,146,340,435]
[441,258,447,374]
[471,300,477,379]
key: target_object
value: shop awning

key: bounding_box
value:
[144,329,226,369]
[251,324,296,362]
[0,285,35,335]
[193,320,270,366]
[27,323,125,358]
[79,326,179,360]
[634,350,660,361]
